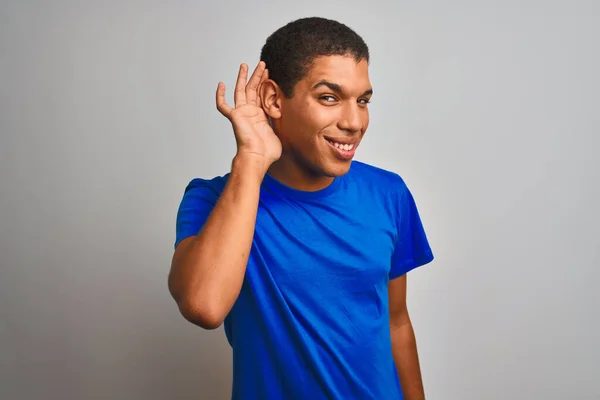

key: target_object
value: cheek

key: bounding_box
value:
[306,107,339,135]
[279,102,338,144]
[293,114,332,140]
[359,110,370,133]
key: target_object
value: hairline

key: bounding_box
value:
[283,53,370,99]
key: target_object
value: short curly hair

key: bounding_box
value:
[260,17,370,98]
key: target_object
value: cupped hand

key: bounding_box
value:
[216,62,282,168]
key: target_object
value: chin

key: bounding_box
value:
[321,160,353,177]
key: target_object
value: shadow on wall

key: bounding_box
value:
[0,251,234,400]
[82,267,235,400]
[73,286,235,399]
[131,313,233,400]
[76,242,235,399]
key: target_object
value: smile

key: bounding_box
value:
[325,138,357,160]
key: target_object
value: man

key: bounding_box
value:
[169,17,434,400]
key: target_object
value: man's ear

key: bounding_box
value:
[259,79,283,120]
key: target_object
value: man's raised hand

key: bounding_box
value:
[216,61,282,172]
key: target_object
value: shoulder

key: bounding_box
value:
[183,173,230,197]
[348,161,409,194]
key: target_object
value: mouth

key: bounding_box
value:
[324,136,358,160]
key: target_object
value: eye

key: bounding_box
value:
[319,95,337,102]
[358,98,371,105]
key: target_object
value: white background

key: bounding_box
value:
[1,1,598,399]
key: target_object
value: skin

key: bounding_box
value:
[389,275,426,400]
[168,56,425,399]
[260,55,372,190]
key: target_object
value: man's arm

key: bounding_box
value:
[168,62,282,330]
[168,155,265,329]
[389,275,425,400]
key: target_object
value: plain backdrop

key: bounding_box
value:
[1,1,598,399]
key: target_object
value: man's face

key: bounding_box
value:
[275,55,372,178]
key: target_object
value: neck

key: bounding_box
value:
[267,156,334,192]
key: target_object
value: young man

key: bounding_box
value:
[169,17,434,400]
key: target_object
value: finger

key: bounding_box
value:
[234,63,248,107]
[216,82,233,119]
[246,61,266,105]
[256,68,269,108]
[260,68,269,85]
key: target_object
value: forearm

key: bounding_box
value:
[169,155,265,328]
[391,321,425,400]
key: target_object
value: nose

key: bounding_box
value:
[338,103,364,134]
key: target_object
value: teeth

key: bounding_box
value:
[329,140,354,151]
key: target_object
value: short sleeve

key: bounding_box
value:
[174,177,225,248]
[389,181,434,279]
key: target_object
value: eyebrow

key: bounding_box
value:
[312,81,373,97]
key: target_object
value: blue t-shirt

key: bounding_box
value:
[175,161,434,400]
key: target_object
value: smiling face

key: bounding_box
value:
[266,55,372,189]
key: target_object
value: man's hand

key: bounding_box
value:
[216,61,282,174]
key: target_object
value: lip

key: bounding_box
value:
[323,136,359,145]
[324,137,357,160]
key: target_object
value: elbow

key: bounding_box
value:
[167,266,229,330]
[176,297,226,330]
[167,270,223,330]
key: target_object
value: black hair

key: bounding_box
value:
[260,17,370,98]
